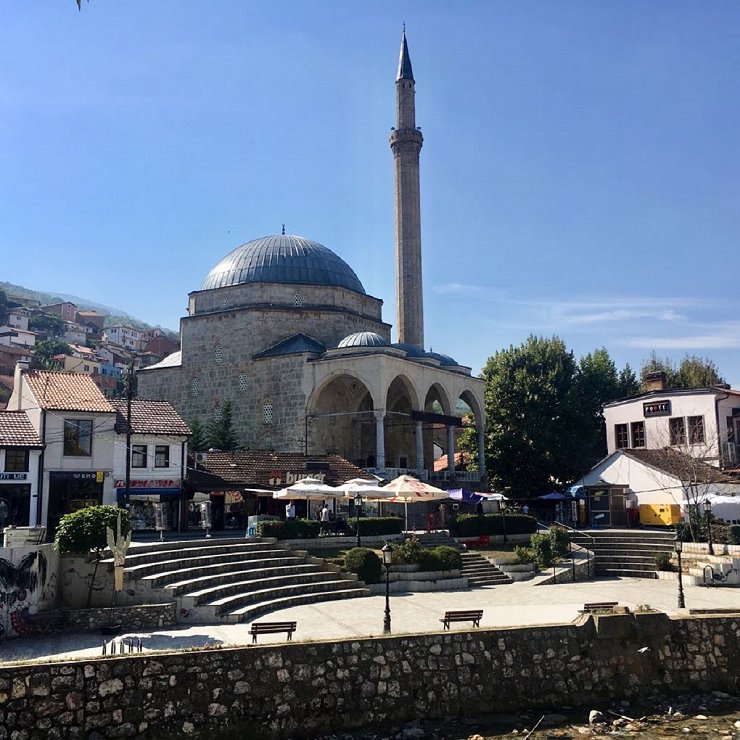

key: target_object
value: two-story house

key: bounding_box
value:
[110,399,190,532]
[103,324,143,352]
[8,362,117,538]
[0,411,43,529]
[40,302,77,322]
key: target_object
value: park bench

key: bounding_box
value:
[439,609,484,630]
[250,621,297,643]
[581,601,618,614]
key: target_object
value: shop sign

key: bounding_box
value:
[0,472,29,482]
[115,479,180,489]
[268,471,326,486]
[643,400,671,418]
[50,471,104,482]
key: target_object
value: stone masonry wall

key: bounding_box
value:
[0,613,738,738]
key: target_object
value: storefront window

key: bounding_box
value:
[63,419,93,456]
[4,449,29,472]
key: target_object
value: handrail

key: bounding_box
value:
[703,564,716,587]
[541,520,595,580]
[547,520,596,543]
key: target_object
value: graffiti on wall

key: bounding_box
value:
[0,551,48,637]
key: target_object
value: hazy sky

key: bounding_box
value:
[2,2,739,384]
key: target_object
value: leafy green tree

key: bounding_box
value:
[54,505,130,608]
[188,420,208,452]
[28,313,65,339]
[640,352,725,390]
[32,339,72,369]
[206,401,241,451]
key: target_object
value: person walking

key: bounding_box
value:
[285,501,296,520]
[320,501,331,536]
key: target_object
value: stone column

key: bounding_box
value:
[447,425,455,477]
[415,420,424,473]
[374,410,386,471]
[478,427,486,479]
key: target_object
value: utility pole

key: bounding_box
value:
[124,361,134,510]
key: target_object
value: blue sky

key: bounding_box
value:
[2,2,739,384]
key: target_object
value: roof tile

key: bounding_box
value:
[23,370,114,413]
[0,411,43,447]
[110,399,191,436]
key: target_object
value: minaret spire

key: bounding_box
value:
[390,28,424,347]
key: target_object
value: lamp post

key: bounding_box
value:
[382,542,392,634]
[354,492,363,548]
[705,499,714,556]
[501,501,508,545]
[674,535,685,609]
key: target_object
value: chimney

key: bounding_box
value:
[645,371,667,392]
[11,361,29,411]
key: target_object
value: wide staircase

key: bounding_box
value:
[414,532,513,587]
[106,537,370,624]
[570,529,676,579]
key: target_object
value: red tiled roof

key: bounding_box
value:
[0,411,43,447]
[110,399,191,436]
[624,448,737,484]
[194,452,366,488]
[23,370,114,413]
[434,451,469,472]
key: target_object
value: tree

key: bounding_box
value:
[32,338,72,369]
[188,419,208,452]
[206,401,241,451]
[28,313,65,339]
[54,505,130,608]
[640,352,725,391]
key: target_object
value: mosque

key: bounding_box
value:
[137,33,486,485]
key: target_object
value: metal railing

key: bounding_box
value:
[542,520,596,581]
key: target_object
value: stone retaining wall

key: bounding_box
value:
[0,612,738,738]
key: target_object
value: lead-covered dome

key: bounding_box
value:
[201,234,365,294]
[338,331,390,348]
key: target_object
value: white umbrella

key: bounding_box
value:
[383,474,450,531]
[272,477,341,500]
[335,478,394,500]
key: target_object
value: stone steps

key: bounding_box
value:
[460,552,513,587]
[115,536,369,622]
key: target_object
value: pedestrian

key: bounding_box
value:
[285,501,296,520]
[475,500,484,516]
[320,501,331,535]
[522,503,529,515]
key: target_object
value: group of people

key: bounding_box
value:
[285,500,333,534]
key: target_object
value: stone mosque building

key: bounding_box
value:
[137,33,486,484]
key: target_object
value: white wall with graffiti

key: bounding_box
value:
[0,544,59,637]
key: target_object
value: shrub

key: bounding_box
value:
[256,518,321,539]
[654,552,671,571]
[418,549,443,571]
[448,513,538,537]
[349,517,404,537]
[529,533,553,569]
[549,526,571,559]
[514,545,535,564]
[428,545,462,571]
[393,535,426,564]
[344,547,381,584]
[729,524,740,545]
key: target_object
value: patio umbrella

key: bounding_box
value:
[538,492,567,501]
[383,474,449,530]
[335,478,394,500]
[272,477,341,499]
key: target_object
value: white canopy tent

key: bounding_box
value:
[383,474,450,531]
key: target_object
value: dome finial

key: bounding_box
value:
[281,224,286,235]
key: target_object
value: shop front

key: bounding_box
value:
[115,478,183,532]
[48,471,105,536]
[0,472,32,529]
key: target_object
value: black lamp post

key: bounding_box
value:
[354,492,363,548]
[382,542,392,634]
[674,535,686,609]
[705,499,714,556]
[501,502,508,545]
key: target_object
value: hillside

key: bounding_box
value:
[1,281,177,338]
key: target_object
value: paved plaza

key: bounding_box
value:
[1,576,738,664]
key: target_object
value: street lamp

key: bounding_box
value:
[354,492,363,548]
[705,499,714,556]
[674,535,686,609]
[501,501,508,545]
[382,542,392,634]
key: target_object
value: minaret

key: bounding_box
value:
[390,29,424,348]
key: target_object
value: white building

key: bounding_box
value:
[103,324,143,352]
[604,374,740,469]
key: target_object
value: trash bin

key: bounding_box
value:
[246,526,256,537]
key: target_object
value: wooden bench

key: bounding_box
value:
[249,621,297,643]
[440,610,484,630]
[581,601,618,614]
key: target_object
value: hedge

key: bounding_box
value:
[344,547,382,584]
[448,513,537,537]
[349,516,404,537]
[255,518,321,539]
[730,524,740,545]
